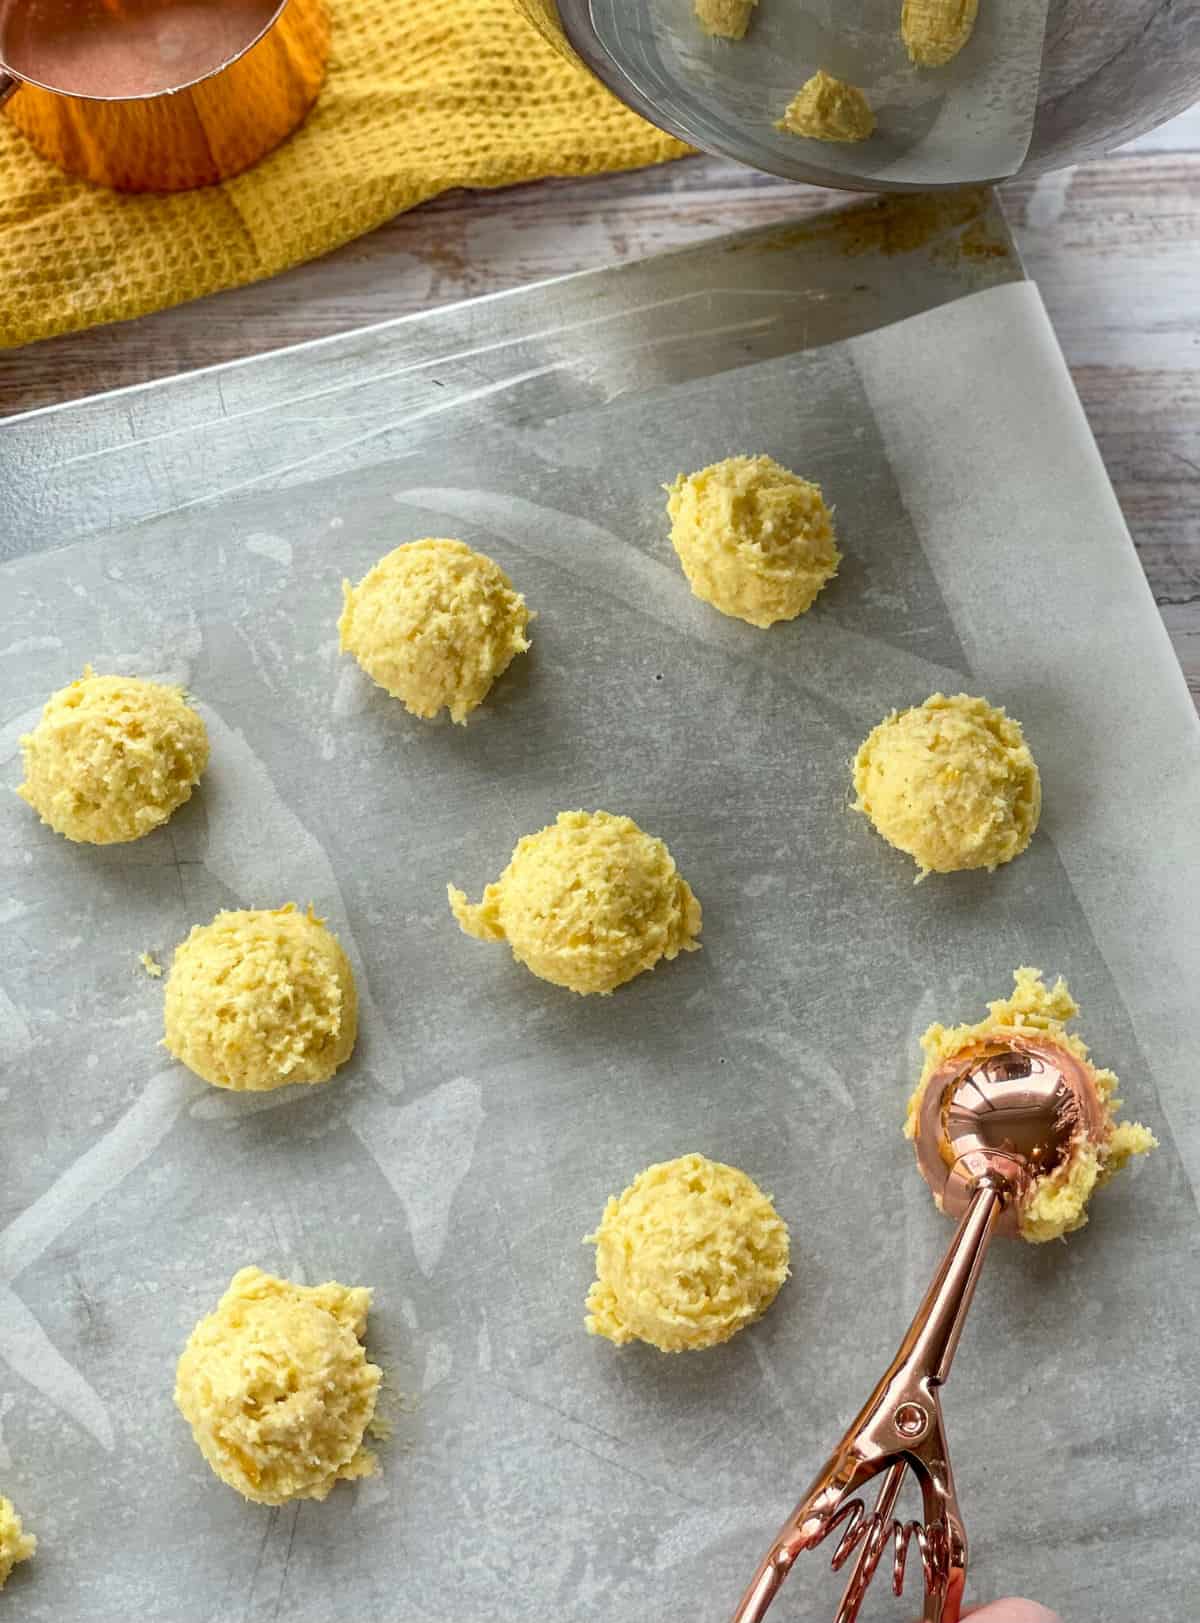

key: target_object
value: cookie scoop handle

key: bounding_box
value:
[730,1179,1005,1623]
[732,1039,1097,1622]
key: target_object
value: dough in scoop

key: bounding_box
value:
[852,692,1040,877]
[585,1153,790,1352]
[164,904,357,1091]
[175,1267,381,1505]
[0,1497,35,1590]
[776,70,875,142]
[907,968,1156,1243]
[18,666,209,844]
[448,809,701,995]
[339,538,532,723]
[665,454,840,628]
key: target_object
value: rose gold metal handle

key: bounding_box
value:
[886,1174,1003,1389]
[731,1180,1004,1623]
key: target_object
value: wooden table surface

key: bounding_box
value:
[3,107,1198,707]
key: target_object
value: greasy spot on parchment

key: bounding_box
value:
[729,187,996,261]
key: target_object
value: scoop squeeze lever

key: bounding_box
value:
[730,1037,1105,1623]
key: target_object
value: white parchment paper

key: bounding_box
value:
[0,283,1196,1622]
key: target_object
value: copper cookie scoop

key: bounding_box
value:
[732,1036,1106,1623]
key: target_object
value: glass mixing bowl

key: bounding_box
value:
[515,0,1199,190]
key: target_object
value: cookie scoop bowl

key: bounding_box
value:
[914,1036,1108,1240]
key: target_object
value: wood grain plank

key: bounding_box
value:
[1,138,1193,417]
[0,160,822,415]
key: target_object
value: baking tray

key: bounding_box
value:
[2,190,1198,1623]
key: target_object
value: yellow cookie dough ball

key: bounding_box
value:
[175,1267,381,1505]
[448,809,701,995]
[18,666,209,845]
[0,1497,35,1590]
[907,968,1156,1243]
[339,538,532,724]
[665,454,840,628]
[164,904,357,1091]
[902,0,979,66]
[852,691,1041,878]
[776,70,876,143]
[585,1153,790,1352]
[694,0,756,39]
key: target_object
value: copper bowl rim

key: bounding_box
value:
[0,0,290,103]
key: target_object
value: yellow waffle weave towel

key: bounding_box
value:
[0,0,687,350]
